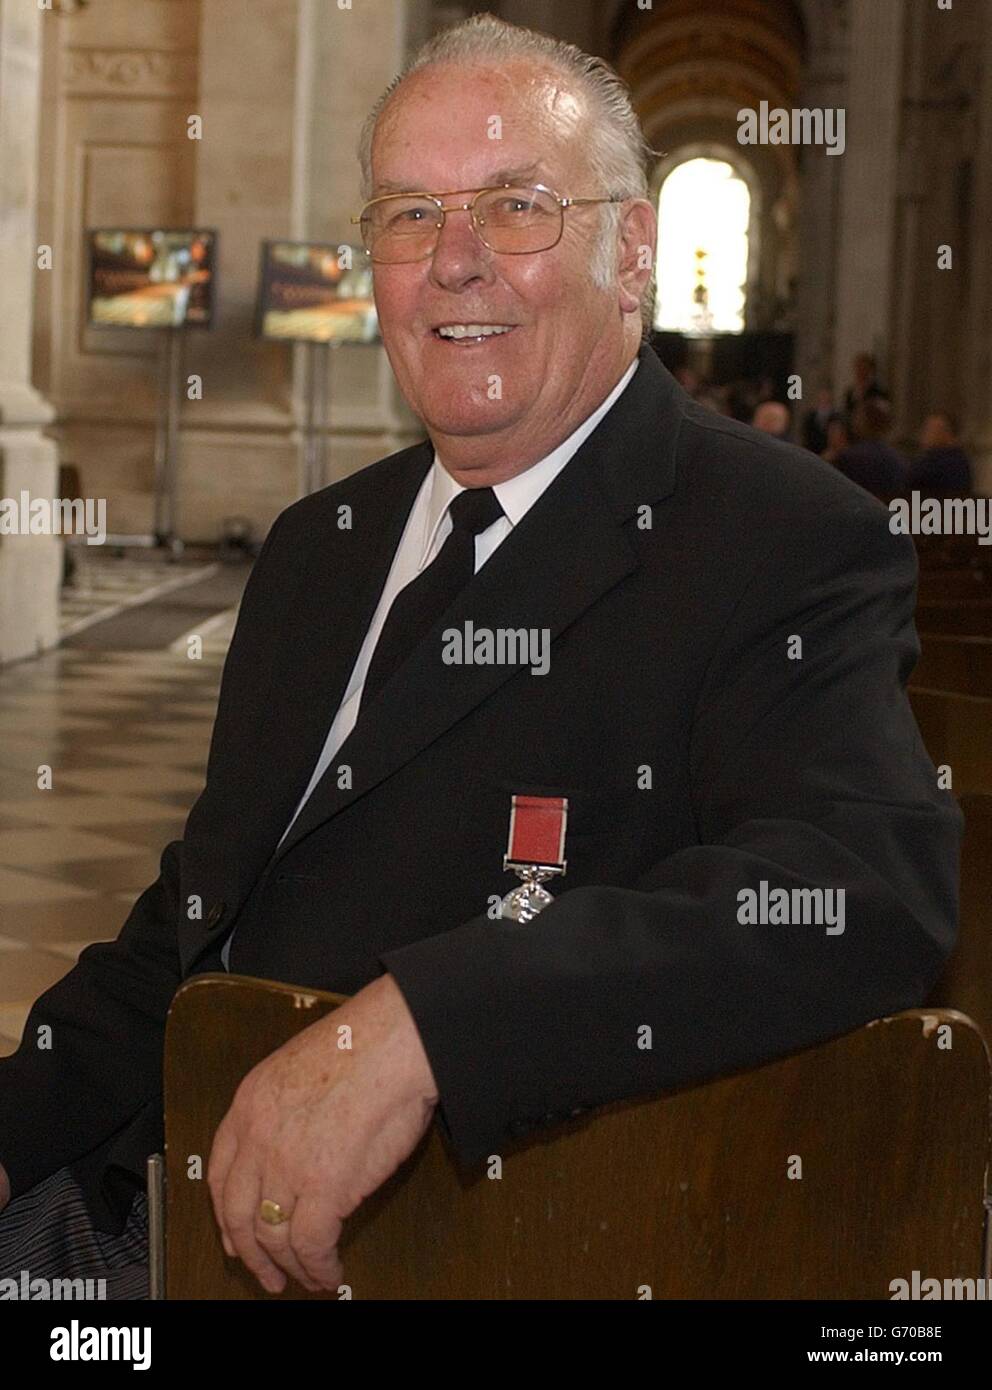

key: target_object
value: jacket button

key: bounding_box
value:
[205,901,226,929]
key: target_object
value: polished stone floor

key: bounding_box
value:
[0,606,236,1057]
[59,548,217,640]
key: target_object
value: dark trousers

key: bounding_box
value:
[0,1166,148,1300]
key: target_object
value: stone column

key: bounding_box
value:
[964,0,992,492]
[0,0,60,664]
[180,0,305,534]
[792,0,848,405]
[886,0,930,447]
[832,0,905,396]
[179,0,425,534]
[292,0,427,480]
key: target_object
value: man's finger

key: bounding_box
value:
[221,1162,286,1293]
[290,1201,345,1291]
[255,1187,323,1292]
[206,1123,239,1244]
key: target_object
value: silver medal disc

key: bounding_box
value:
[499,880,555,922]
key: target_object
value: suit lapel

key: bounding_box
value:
[273,345,684,863]
[244,445,432,869]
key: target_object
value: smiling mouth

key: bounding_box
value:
[431,323,518,343]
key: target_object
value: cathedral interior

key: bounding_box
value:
[0,0,990,1314]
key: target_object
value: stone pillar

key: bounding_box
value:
[0,0,60,664]
[886,0,930,447]
[964,0,992,492]
[291,0,427,480]
[792,0,849,404]
[180,0,306,533]
[832,0,905,396]
[178,0,425,534]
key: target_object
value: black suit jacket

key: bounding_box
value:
[907,447,973,496]
[835,439,908,501]
[0,345,961,1233]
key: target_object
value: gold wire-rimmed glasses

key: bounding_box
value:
[350,183,625,264]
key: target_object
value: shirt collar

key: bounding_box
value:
[420,356,640,567]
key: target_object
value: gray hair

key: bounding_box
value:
[357,13,656,328]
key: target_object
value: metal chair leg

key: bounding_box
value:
[146,1153,166,1299]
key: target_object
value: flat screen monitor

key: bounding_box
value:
[86,228,217,330]
[255,240,378,344]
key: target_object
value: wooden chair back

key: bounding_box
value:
[163,975,991,1299]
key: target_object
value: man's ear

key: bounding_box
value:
[616,199,657,316]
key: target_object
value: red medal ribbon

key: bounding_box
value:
[504,795,568,871]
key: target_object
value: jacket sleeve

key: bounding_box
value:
[0,841,185,1199]
[380,503,963,1165]
[0,512,287,1200]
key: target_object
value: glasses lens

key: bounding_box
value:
[475,186,561,253]
[362,196,441,262]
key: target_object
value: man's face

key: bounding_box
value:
[366,61,636,464]
[921,414,953,450]
[753,401,789,437]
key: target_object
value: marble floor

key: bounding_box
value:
[0,604,237,1057]
[59,547,218,640]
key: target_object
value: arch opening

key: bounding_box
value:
[653,156,751,335]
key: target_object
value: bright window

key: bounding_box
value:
[654,158,750,334]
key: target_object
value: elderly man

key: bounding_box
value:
[0,14,960,1298]
[908,411,973,496]
[752,399,792,439]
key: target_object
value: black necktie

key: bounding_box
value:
[359,486,505,711]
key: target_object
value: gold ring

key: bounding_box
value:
[259,1198,291,1226]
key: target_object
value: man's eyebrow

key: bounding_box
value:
[370,164,544,196]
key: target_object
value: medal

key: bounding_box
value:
[499,794,568,922]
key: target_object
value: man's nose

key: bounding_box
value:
[429,205,494,288]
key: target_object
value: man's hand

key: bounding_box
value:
[206,972,438,1294]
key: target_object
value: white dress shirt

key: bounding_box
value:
[219,356,638,969]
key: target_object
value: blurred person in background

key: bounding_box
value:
[821,414,851,466]
[752,399,792,440]
[834,397,907,501]
[843,351,889,426]
[907,411,973,496]
[803,386,836,456]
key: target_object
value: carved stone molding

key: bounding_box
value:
[62,47,197,98]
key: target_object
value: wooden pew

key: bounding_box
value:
[928,793,992,1049]
[912,636,992,699]
[917,569,992,603]
[163,976,990,1300]
[914,527,992,573]
[916,601,992,638]
[908,688,992,794]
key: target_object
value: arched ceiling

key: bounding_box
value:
[610,0,808,182]
[611,0,807,65]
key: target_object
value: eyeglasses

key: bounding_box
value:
[350,183,624,264]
